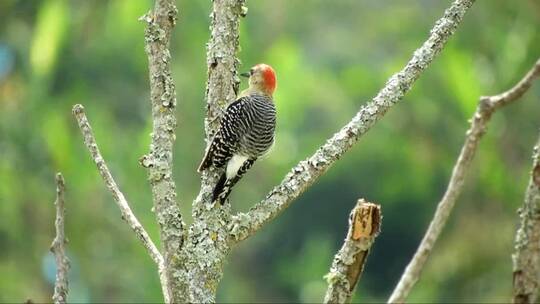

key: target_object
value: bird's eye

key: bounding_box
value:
[250,68,254,75]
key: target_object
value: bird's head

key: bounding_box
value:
[240,63,277,97]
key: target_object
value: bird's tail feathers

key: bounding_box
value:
[212,172,231,204]
[211,159,255,204]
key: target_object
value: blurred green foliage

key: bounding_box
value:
[0,0,539,302]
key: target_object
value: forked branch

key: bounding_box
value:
[72,104,169,302]
[389,59,540,303]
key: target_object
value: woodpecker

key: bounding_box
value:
[198,63,277,204]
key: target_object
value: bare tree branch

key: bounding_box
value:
[203,0,245,139]
[72,104,170,303]
[194,0,246,208]
[324,199,381,304]
[229,0,476,243]
[139,0,186,301]
[174,0,246,302]
[50,173,69,304]
[513,133,540,304]
[389,59,540,303]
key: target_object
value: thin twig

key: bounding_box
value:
[139,0,186,300]
[512,133,540,304]
[389,59,540,303]
[229,0,476,243]
[324,199,381,304]
[50,173,69,304]
[72,104,170,303]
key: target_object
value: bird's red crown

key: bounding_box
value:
[256,63,277,95]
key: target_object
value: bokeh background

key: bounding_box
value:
[1,0,540,302]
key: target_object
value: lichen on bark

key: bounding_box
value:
[141,0,186,301]
[513,135,540,304]
[324,200,381,303]
[180,0,247,302]
[50,173,70,304]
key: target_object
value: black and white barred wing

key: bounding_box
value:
[197,98,250,172]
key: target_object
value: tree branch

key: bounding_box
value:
[50,173,69,304]
[139,0,186,301]
[203,0,245,139]
[229,0,476,243]
[512,133,540,303]
[195,0,246,208]
[175,1,246,302]
[388,59,540,303]
[72,104,170,303]
[324,199,381,304]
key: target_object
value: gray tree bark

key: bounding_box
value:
[513,132,540,303]
[71,0,480,302]
[179,0,247,302]
[389,59,540,303]
[50,173,69,304]
[139,1,187,301]
[324,200,381,304]
[72,105,170,301]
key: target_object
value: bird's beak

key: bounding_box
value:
[240,72,250,78]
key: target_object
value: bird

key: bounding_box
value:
[198,63,277,204]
